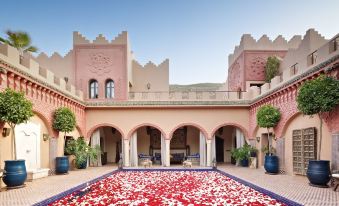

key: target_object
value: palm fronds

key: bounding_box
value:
[0,30,38,53]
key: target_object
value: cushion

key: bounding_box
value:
[332,174,339,178]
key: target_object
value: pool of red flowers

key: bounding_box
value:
[49,171,286,206]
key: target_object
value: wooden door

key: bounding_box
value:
[215,136,224,162]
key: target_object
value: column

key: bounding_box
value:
[206,139,212,167]
[332,133,339,171]
[165,139,170,167]
[123,139,130,167]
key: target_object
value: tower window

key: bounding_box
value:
[105,79,114,98]
[89,79,98,99]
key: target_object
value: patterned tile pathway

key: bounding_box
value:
[0,165,117,206]
[218,165,339,206]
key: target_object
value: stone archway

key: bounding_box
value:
[88,124,124,166]
[211,123,248,164]
[169,123,209,167]
[127,123,166,167]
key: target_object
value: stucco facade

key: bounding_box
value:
[0,29,338,187]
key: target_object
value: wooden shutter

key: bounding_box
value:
[292,127,317,175]
[292,129,303,175]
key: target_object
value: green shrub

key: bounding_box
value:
[65,137,102,168]
[297,75,339,159]
[0,88,33,159]
[256,105,281,155]
[231,144,251,161]
[53,107,76,136]
[265,56,280,83]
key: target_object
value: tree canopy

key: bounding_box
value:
[52,107,76,134]
[0,88,34,128]
[256,105,281,128]
[297,75,339,115]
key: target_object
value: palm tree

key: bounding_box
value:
[0,30,38,56]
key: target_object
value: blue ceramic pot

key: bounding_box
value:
[240,159,249,167]
[2,160,27,187]
[55,156,69,174]
[264,155,279,174]
[307,160,330,187]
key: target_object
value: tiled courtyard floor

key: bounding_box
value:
[0,164,338,205]
[218,165,339,206]
[0,165,117,206]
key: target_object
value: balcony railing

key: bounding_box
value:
[128,91,246,101]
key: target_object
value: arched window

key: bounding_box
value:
[89,79,98,99]
[105,79,114,98]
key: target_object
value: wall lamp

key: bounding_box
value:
[272,133,277,141]
[43,133,49,141]
[2,127,10,137]
[256,136,260,143]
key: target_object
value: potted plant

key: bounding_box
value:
[239,144,251,167]
[52,107,76,174]
[231,148,240,165]
[297,75,339,187]
[256,105,281,174]
[0,88,33,188]
[65,137,101,169]
[231,145,251,167]
[261,145,276,156]
[250,146,258,157]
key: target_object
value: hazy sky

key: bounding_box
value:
[1,0,338,84]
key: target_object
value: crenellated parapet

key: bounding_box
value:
[228,34,302,67]
[132,59,169,70]
[0,43,83,101]
[35,50,74,84]
[73,31,128,45]
[131,59,169,92]
[280,29,328,75]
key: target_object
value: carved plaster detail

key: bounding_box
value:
[249,57,266,80]
[87,52,113,75]
[229,62,242,90]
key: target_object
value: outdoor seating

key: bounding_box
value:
[141,159,152,168]
[186,153,200,165]
[170,153,185,164]
[183,160,192,168]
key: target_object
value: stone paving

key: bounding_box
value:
[218,165,339,206]
[0,164,338,205]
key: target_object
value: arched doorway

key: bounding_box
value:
[89,126,123,166]
[128,125,165,167]
[169,125,208,166]
[211,125,247,164]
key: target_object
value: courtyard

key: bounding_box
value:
[0,165,338,206]
[0,1,339,206]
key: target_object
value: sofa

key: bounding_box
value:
[170,153,185,164]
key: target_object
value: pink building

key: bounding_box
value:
[0,29,338,184]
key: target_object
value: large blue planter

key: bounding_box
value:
[55,156,69,174]
[264,155,279,174]
[307,160,331,187]
[2,160,27,188]
[240,159,249,167]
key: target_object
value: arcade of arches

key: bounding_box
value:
[88,124,247,167]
